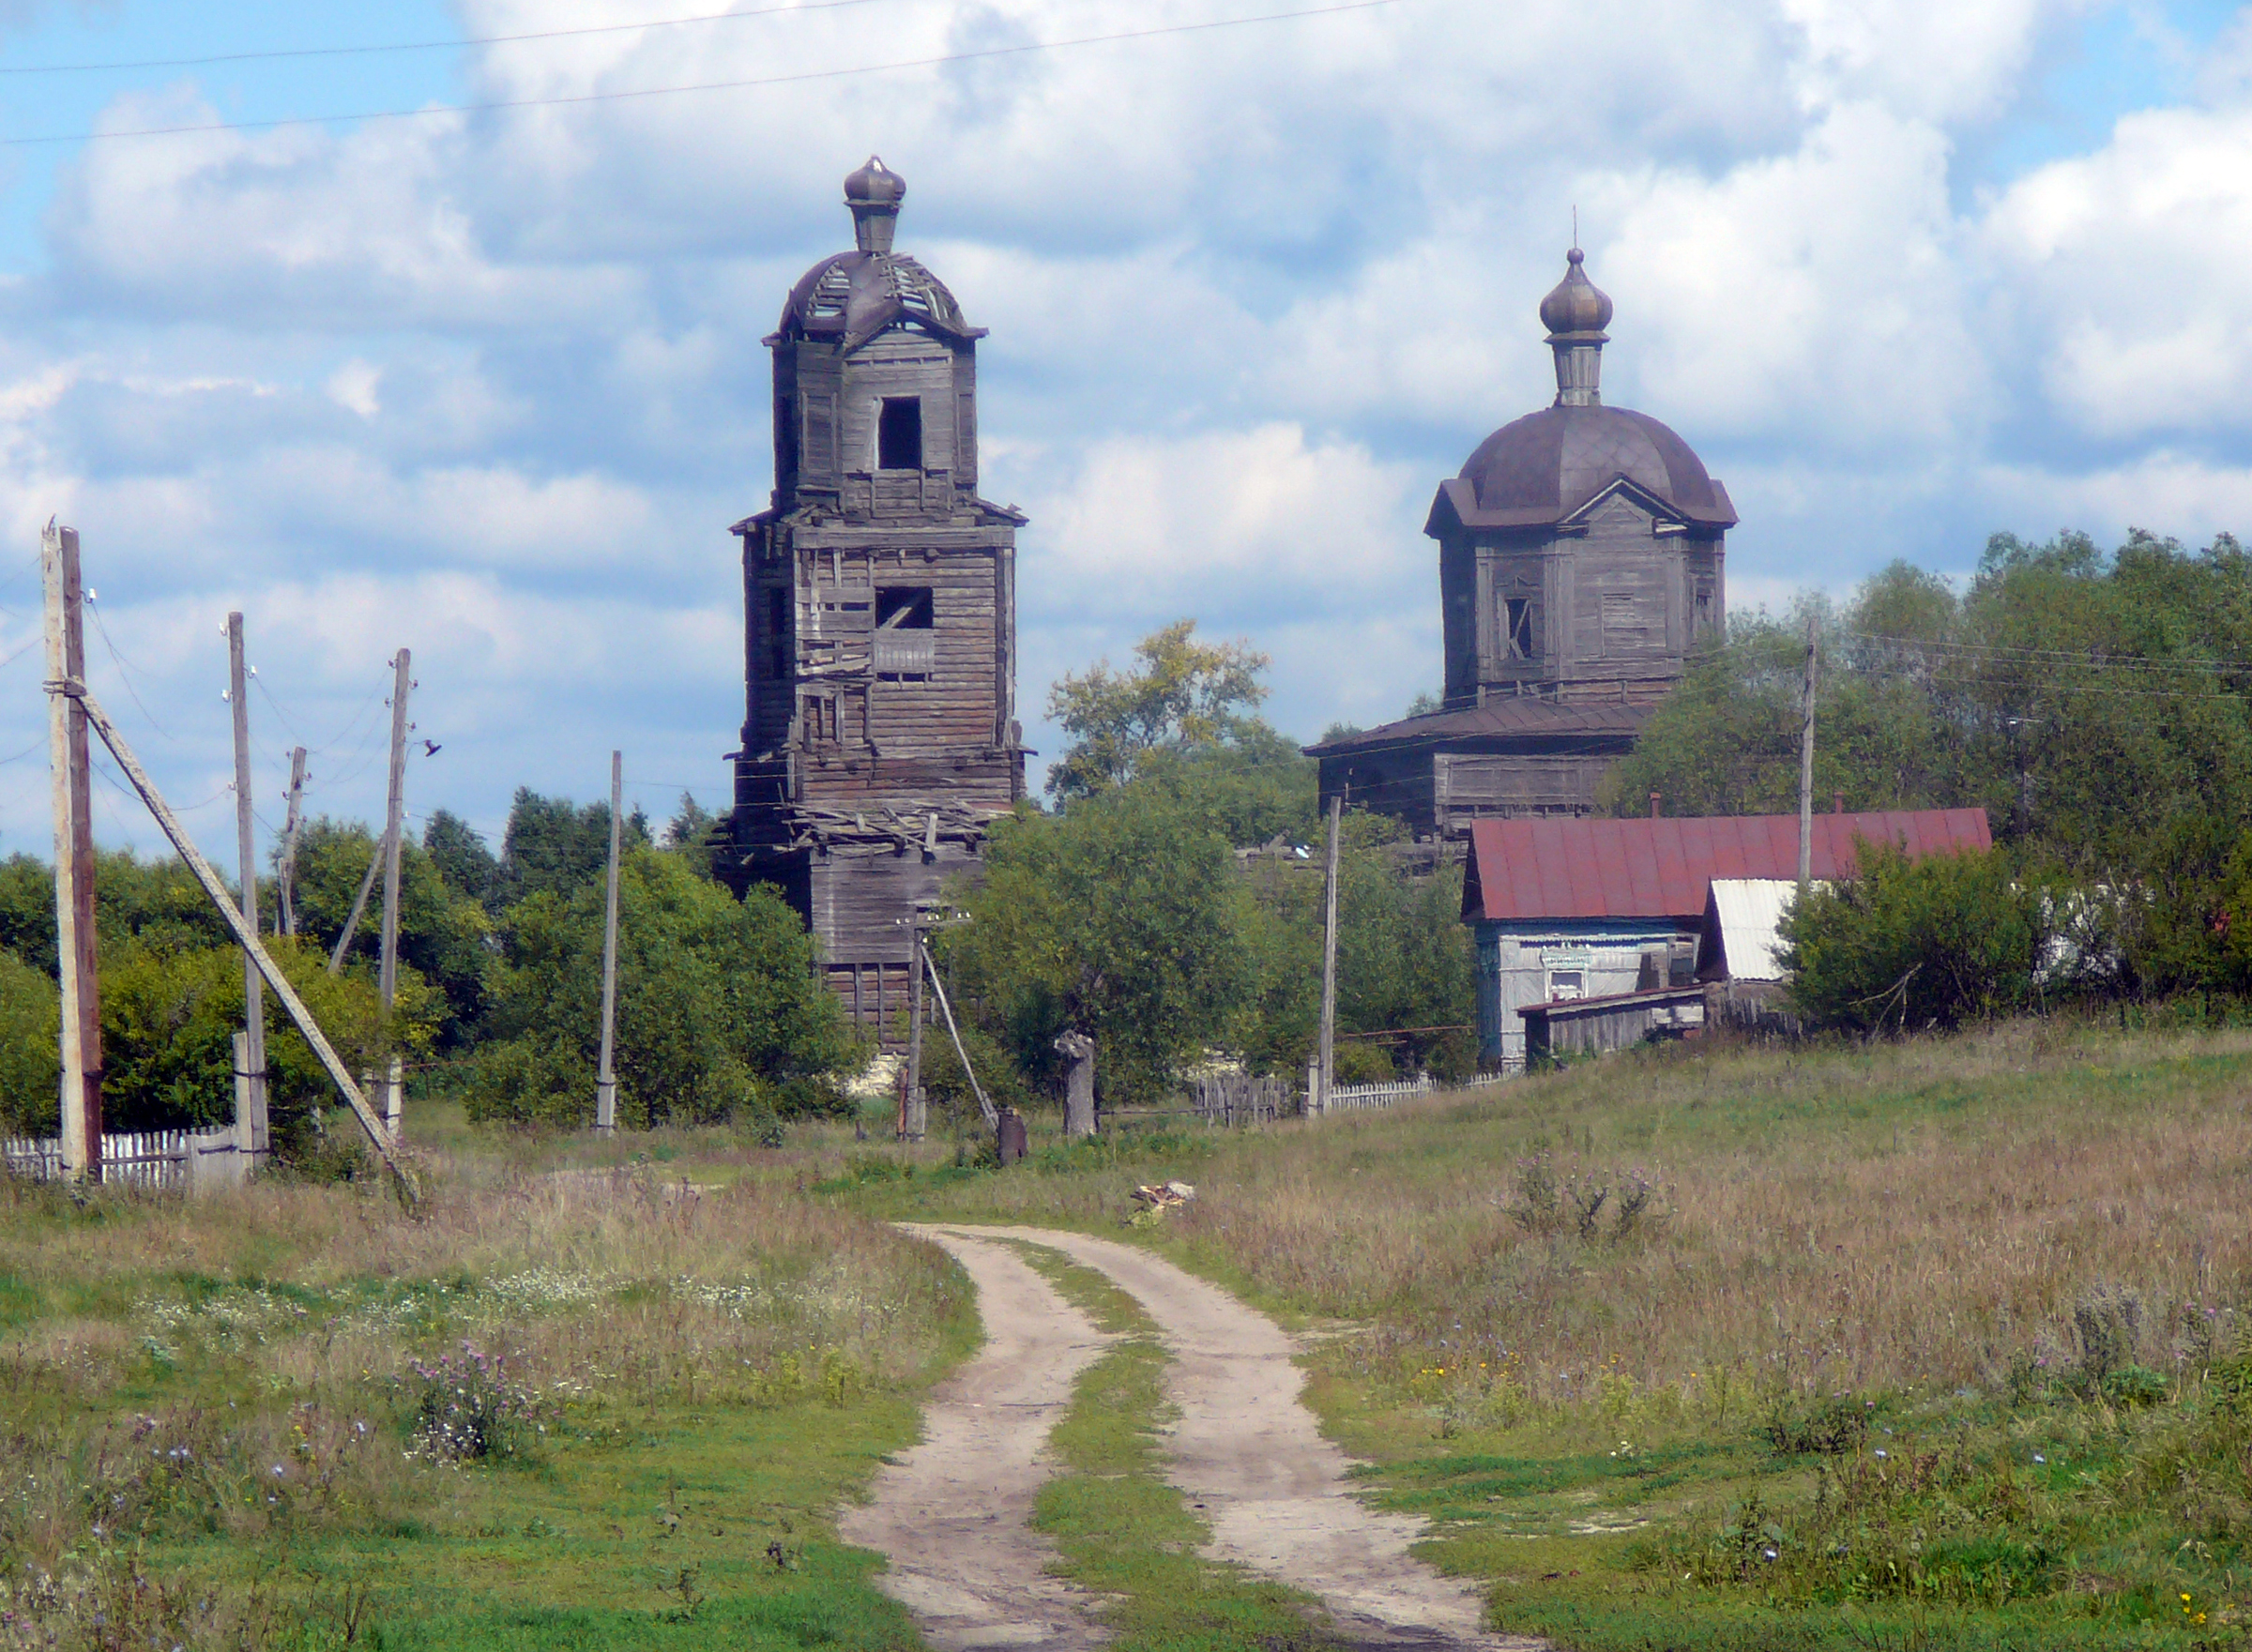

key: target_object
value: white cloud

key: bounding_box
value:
[1983,101,2252,438]
[326,360,382,419]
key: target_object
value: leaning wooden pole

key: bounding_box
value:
[1316,791,1343,1116]
[594,750,622,1136]
[278,745,307,937]
[67,684,418,1200]
[328,850,381,974]
[40,523,101,1180]
[227,613,268,1159]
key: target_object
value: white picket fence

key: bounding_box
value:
[1,1125,251,1190]
[1318,1072,1507,1115]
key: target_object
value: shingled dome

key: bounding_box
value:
[771,158,984,353]
[1458,404,1729,522]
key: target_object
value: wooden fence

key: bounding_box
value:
[1,1125,251,1191]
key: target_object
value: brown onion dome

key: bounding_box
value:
[1539,247,1613,337]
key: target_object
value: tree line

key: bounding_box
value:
[1610,530,2252,1028]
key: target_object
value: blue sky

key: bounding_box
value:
[1,0,2250,866]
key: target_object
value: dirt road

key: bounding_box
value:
[871,1223,1537,1651]
[836,1229,1117,1649]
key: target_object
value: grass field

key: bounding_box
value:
[842,1019,2252,1649]
[6,1019,2249,1650]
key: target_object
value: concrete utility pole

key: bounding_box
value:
[377,649,410,1134]
[1798,613,1819,893]
[595,750,622,1135]
[226,613,267,1158]
[903,912,927,1142]
[278,746,307,937]
[1316,791,1343,1115]
[40,522,100,1180]
[328,850,381,974]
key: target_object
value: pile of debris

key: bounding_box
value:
[1126,1180,1195,1227]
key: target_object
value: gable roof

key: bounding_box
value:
[1461,809,1992,923]
[1304,698,1646,756]
[1699,878,1802,982]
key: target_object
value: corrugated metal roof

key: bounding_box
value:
[1463,808,1992,922]
[1705,878,1800,981]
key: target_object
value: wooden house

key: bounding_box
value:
[1461,810,1992,1069]
[1309,248,1734,829]
[726,159,1027,1038]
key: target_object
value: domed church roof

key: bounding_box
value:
[1427,248,1734,534]
[770,158,985,353]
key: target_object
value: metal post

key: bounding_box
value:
[595,750,622,1135]
[41,523,100,1180]
[227,613,267,1158]
[1798,614,1818,892]
[1316,791,1343,1116]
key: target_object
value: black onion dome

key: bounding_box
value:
[1455,404,1732,524]
[1539,247,1613,336]
[844,155,906,209]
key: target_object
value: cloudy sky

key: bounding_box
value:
[0,0,2246,864]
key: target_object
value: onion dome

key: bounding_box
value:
[1539,247,1613,337]
[770,158,984,352]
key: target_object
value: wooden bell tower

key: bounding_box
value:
[729,158,1027,1038]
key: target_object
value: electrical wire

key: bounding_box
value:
[3,0,1405,146]
[0,0,906,74]
[84,598,175,740]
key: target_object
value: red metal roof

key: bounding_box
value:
[1462,809,1993,922]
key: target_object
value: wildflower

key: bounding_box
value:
[2032,1453,2046,1464]
[1763,1547,1778,1561]
[1874,1449,1888,1460]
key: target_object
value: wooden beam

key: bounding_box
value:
[227,612,268,1158]
[595,750,622,1135]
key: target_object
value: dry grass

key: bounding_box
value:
[867,1019,2252,1411]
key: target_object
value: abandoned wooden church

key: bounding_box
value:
[1308,247,1736,834]
[724,159,1027,1037]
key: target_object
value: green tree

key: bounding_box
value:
[422,810,502,909]
[467,850,859,1129]
[663,792,722,880]
[942,786,1255,1104]
[96,936,437,1134]
[1045,619,1271,801]
[0,949,59,1138]
[498,788,650,904]
[290,819,495,1048]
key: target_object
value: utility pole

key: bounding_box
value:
[377,648,410,1135]
[328,850,380,974]
[903,912,927,1143]
[278,746,307,937]
[1798,613,1819,892]
[40,522,100,1181]
[1316,791,1343,1116]
[227,613,267,1159]
[595,750,622,1135]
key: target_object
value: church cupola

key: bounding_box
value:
[1540,247,1613,408]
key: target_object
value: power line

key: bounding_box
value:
[0,0,902,75]
[2,0,1405,147]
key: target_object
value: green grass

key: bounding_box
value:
[1006,1241,1346,1650]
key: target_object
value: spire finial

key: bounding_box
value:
[1538,243,1612,407]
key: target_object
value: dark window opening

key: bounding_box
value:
[877,397,922,470]
[876,587,934,629]
[1504,597,1534,660]
[766,587,790,680]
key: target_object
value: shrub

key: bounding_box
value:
[1782,843,2044,1033]
[0,948,59,1139]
